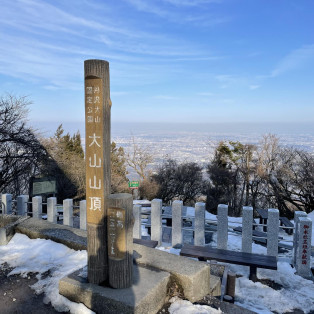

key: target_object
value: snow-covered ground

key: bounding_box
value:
[0,210,313,314]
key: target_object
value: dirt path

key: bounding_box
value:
[0,264,62,314]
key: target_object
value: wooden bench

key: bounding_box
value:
[133,238,158,248]
[180,244,277,282]
[279,217,294,235]
[233,226,283,243]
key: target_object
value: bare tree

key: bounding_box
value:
[0,94,47,196]
[126,137,153,180]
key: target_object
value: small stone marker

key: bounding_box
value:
[85,59,111,285]
[296,217,312,279]
[293,211,307,266]
[107,193,133,289]
[217,204,228,250]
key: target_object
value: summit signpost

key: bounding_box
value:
[85,60,111,285]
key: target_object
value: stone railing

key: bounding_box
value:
[1,194,312,279]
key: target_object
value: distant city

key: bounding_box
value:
[34,121,314,179]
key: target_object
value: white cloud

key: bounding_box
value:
[271,44,314,77]
[249,85,260,90]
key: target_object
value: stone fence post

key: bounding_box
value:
[47,197,57,223]
[63,199,73,227]
[2,194,12,214]
[17,195,29,216]
[242,206,253,253]
[217,204,228,250]
[80,200,87,230]
[151,199,162,245]
[295,217,312,279]
[32,196,42,219]
[133,204,142,239]
[172,200,183,247]
[293,211,307,266]
[194,202,205,246]
[267,208,279,257]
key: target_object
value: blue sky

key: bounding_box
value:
[1,0,314,127]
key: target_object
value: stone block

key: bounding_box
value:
[59,265,170,314]
[134,243,211,302]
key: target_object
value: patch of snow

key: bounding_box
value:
[169,296,222,314]
[0,233,93,314]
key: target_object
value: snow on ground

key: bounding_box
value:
[235,262,314,314]
[0,234,93,314]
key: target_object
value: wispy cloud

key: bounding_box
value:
[0,0,221,89]
[249,85,260,90]
[162,0,221,6]
[124,0,227,26]
[154,95,180,100]
[197,92,214,96]
[271,45,314,77]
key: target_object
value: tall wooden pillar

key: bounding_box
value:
[84,59,111,284]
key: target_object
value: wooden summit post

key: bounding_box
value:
[85,59,111,285]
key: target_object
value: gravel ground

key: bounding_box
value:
[0,263,61,314]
